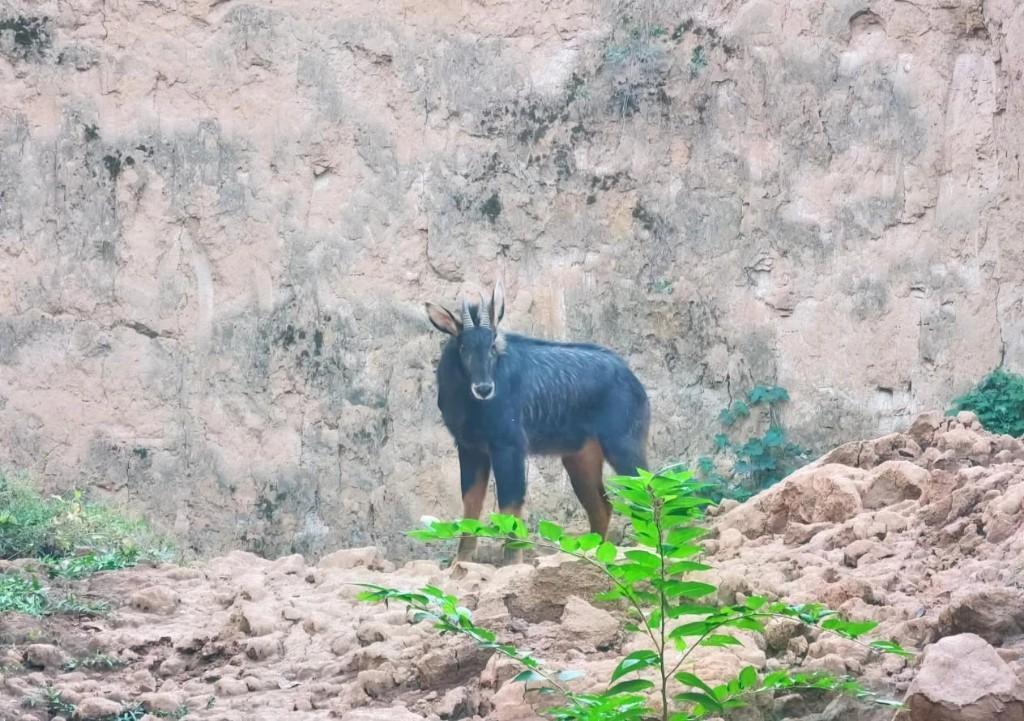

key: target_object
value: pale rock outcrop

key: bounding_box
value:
[559,595,619,651]
[898,634,1024,721]
[1,417,1023,721]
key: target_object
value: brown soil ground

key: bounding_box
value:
[1,411,1022,721]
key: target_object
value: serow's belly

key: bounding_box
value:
[526,428,591,457]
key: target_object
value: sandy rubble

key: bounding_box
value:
[1,411,1022,721]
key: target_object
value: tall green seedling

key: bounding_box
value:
[357,468,910,720]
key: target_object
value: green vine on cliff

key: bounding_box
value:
[696,385,810,502]
[947,367,1024,438]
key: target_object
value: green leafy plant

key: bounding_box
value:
[23,689,187,721]
[0,572,48,615]
[46,690,77,717]
[0,571,110,617]
[696,385,810,501]
[62,653,127,672]
[947,367,1024,437]
[0,470,173,569]
[46,592,111,617]
[43,548,141,580]
[357,469,910,721]
[688,46,707,77]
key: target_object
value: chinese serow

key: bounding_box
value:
[425,279,650,564]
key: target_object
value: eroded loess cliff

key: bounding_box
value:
[0,413,1021,721]
[1,0,1023,557]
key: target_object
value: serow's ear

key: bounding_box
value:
[425,302,462,336]
[490,278,505,326]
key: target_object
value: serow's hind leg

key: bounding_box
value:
[455,446,490,563]
[491,444,527,566]
[600,436,649,480]
[563,439,612,539]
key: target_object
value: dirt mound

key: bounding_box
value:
[1,412,1022,721]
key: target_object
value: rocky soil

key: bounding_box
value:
[1,412,1022,721]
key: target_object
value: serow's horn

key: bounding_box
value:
[478,291,491,329]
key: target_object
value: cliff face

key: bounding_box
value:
[1,0,1022,558]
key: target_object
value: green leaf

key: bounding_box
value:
[513,670,545,683]
[538,520,563,542]
[596,541,617,563]
[456,518,484,534]
[665,581,716,599]
[578,533,602,551]
[667,527,707,545]
[623,549,660,568]
[763,426,785,447]
[559,536,580,553]
[610,650,659,682]
[738,666,757,689]
[701,634,743,647]
[503,541,533,550]
[558,669,585,682]
[666,561,712,575]
[675,691,723,712]
[822,618,879,639]
[674,671,718,698]
[870,640,914,658]
[605,679,655,695]
[420,585,445,598]
[725,616,766,633]
[665,545,702,559]
[669,622,708,639]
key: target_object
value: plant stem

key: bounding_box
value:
[652,489,669,721]
[455,535,662,652]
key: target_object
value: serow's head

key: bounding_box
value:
[425,280,506,401]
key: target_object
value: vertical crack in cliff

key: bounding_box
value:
[995,279,1007,367]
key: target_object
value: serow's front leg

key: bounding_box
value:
[456,445,490,563]
[491,443,527,566]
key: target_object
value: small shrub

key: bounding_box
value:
[46,592,111,617]
[947,367,1024,437]
[0,572,48,615]
[44,548,141,580]
[358,469,909,721]
[0,472,55,558]
[35,686,76,717]
[696,385,810,501]
[24,690,186,721]
[0,571,110,617]
[0,470,172,567]
[62,653,127,672]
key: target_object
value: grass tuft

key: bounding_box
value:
[0,469,174,616]
[0,471,173,564]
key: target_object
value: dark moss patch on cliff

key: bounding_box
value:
[102,154,122,181]
[481,192,502,222]
[632,200,670,236]
[0,16,52,62]
[276,324,297,349]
